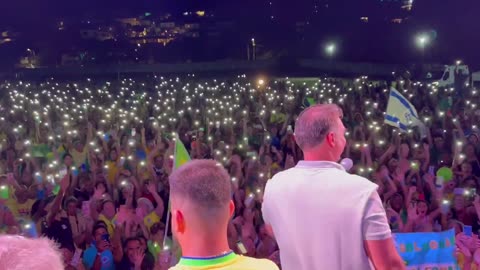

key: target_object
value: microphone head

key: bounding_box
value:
[340,158,353,171]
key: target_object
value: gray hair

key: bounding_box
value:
[294,104,343,150]
[169,159,231,211]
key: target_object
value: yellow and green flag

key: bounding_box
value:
[303,97,317,107]
[164,134,191,251]
[174,134,191,170]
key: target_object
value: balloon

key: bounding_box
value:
[136,150,146,160]
[103,133,110,142]
[52,185,60,195]
[46,152,54,161]
[436,167,453,182]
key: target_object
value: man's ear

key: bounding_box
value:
[326,132,335,147]
[174,210,186,234]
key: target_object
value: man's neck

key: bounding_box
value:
[180,234,231,258]
[303,151,337,162]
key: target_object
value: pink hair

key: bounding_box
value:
[0,235,64,270]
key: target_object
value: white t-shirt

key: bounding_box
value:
[262,161,391,270]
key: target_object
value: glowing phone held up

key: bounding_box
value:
[101,233,110,243]
[58,167,68,179]
[22,222,38,238]
[0,185,9,200]
[464,225,473,237]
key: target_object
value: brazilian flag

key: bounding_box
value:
[174,134,191,170]
[303,97,317,107]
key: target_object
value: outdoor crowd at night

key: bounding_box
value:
[1,0,480,269]
[0,71,478,269]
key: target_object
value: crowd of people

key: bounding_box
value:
[0,73,479,268]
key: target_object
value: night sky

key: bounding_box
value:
[0,0,222,25]
[1,0,480,66]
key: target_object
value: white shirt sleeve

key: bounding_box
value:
[362,191,392,241]
[262,183,271,224]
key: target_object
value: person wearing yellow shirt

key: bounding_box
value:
[69,122,93,167]
[90,188,117,237]
[71,140,88,167]
[106,149,120,185]
[166,159,279,270]
[5,185,36,224]
[97,199,117,237]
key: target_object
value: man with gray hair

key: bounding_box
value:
[168,159,279,270]
[262,104,405,270]
[0,235,64,270]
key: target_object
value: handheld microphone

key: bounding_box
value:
[340,158,353,172]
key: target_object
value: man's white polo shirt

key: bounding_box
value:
[262,161,392,270]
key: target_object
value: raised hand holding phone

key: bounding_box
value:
[93,185,105,200]
[97,237,111,253]
[0,185,9,200]
[464,225,473,237]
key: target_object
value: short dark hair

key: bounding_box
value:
[150,222,166,235]
[62,153,73,160]
[123,237,140,248]
[63,196,78,209]
[92,223,107,236]
[101,199,114,210]
[169,159,231,211]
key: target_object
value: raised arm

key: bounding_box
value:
[146,182,164,218]
[89,185,106,221]
[279,114,291,137]
[379,144,396,165]
[421,143,431,173]
[141,126,148,153]
[86,122,93,149]
[47,174,70,226]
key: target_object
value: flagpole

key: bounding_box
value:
[163,134,176,248]
[163,200,171,248]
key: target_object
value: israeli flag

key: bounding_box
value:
[384,88,420,131]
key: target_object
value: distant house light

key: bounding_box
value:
[360,17,368,22]
[196,11,205,17]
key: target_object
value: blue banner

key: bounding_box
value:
[394,229,457,270]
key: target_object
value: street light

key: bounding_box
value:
[26,48,36,68]
[26,48,36,57]
[251,38,256,61]
[325,43,336,57]
[415,33,431,75]
[416,34,430,49]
